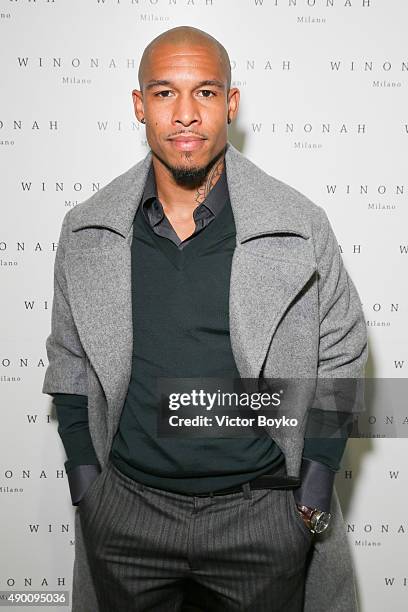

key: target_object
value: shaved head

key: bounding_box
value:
[132,24,239,190]
[138,26,231,93]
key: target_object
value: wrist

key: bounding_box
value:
[296,502,332,534]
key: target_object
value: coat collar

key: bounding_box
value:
[70,141,311,242]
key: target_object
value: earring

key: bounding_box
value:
[227,117,231,124]
[141,118,145,124]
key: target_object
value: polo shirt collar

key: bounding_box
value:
[141,160,229,226]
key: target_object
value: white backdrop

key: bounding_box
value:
[1,1,407,610]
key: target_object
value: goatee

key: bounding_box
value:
[155,146,226,189]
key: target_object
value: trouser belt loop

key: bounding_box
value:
[242,482,251,500]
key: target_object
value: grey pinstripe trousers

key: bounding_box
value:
[78,460,315,612]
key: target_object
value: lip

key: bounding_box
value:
[168,136,206,152]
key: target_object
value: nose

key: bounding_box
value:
[172,92,200,127]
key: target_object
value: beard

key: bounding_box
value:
[153,144,226,189]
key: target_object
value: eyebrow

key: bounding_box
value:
[144,79,226,91]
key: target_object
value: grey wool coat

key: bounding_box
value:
[42,141,368,612]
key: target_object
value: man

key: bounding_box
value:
[42,25,368,612]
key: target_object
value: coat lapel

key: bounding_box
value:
[65,244,133,413]
[66,154,152,417]
[65,142,316,422]
[228,250,316,378]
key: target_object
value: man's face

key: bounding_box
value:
[132,42,239,182]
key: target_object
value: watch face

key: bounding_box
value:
[312,511,331,533]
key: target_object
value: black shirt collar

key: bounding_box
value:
[141,161,229,226]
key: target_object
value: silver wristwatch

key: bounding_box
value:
[296,504,332,534]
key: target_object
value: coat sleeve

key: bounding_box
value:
[310,205,368,419]
[42,211,89,397]
[42,212,102,506]
[294,206,368,513]
[312,205,368,384]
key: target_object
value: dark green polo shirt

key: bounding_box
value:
[108,166,285,493]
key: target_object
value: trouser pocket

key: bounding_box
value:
[286,489,315,543]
